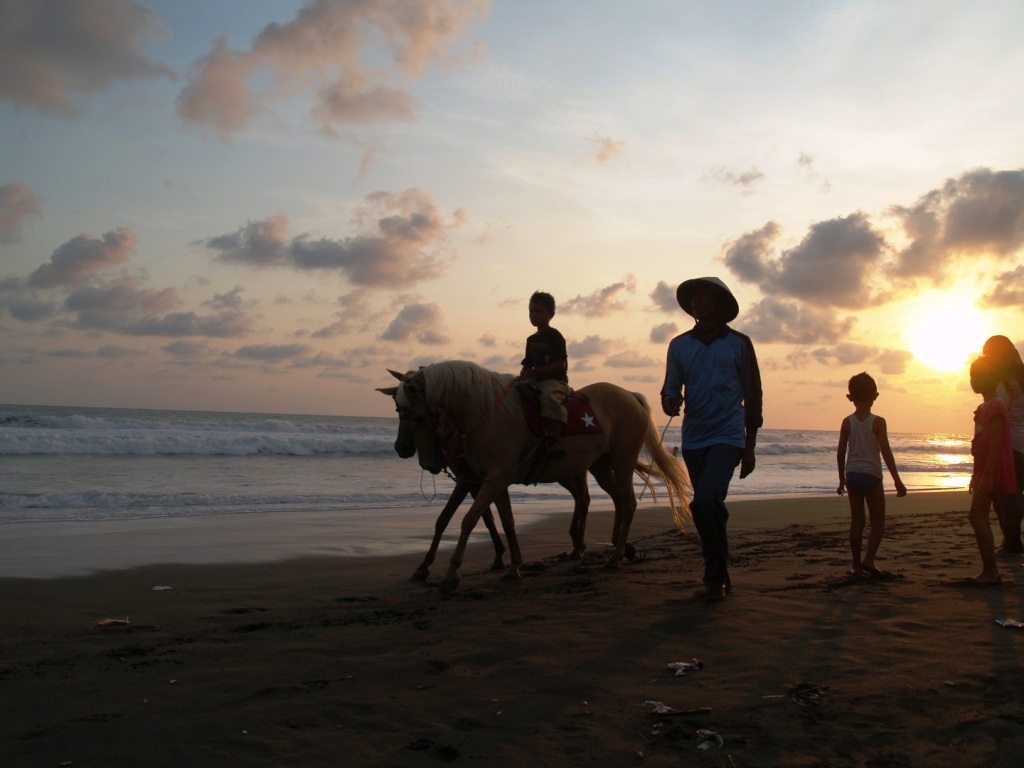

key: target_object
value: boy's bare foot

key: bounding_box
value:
[862,563,884,578]
[848,567,863,578]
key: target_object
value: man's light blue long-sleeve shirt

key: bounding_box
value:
[660,325,763,451]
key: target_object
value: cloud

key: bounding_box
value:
[176,0,490,139]
[0,183,42,243]
[810,342,876,367]
[723,214,887,308]
[310,289,378,338]
[723,168,1024,310]
[201,189,460,288]
[649,322,677,343]
[742,297,857,344]
[890,167,1024,281]
[380,302,449,344]
[63,276,252,337]
[875,348,913,376]
[27,228,137,288]
[982,265,1024,307]
[587,134,626,163]
[117,312,251,338]
[709,165,765,191]
[561,275,636,317]
[6,297,57,322]
[0,0,174,118]
[204,286,254,311]
[650,281,678,313]
[64,276,177,316]
[234,343,311,362]
[162,341,209,357]
[605,351,659,368]
[567,335,613,358]
[809,344,912,376]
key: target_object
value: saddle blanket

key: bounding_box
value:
[521,390,603,437]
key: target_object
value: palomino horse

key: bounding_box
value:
[386,360,691,593]
[379,378,589,582]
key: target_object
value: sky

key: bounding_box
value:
[1,0,1023,434]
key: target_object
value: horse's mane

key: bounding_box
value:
[421,360,516,416]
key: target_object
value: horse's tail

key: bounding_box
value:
[631,392,692,531]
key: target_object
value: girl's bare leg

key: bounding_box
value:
[968,492,1000,583]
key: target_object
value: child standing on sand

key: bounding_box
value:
[836,372,907,577]
[965,355,1018,586]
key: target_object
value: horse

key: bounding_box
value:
[384,360,691,594]
[379,377,591,583]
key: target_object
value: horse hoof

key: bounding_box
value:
[489,559,506,572]
[409,567,430,582]
[439,578,460,595]
[570,548,584,561]
[502,567,522,582]
[625,543,637,562]
[603,559,621,572]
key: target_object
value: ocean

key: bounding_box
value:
[0,404,973,572]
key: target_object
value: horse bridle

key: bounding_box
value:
[399,371,518,479]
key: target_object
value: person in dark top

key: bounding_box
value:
[519,291,569,459]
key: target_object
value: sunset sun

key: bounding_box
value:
[905,294,991,372]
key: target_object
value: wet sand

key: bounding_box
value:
[3,490,1024,767]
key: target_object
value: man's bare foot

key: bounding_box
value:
[957,573,1002,587]
[694,583,727,602]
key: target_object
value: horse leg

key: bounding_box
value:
[559,474,591,559]
[591,460,638,570]
[589,460,625,562]
[472,487,507,571]
[440,482,507,595]
[604,465,638,570]
[492,489,523,581]
[412,482,472,581]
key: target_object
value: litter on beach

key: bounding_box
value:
[667,659,703,676]
[696,728,724,750]
[995,618,1024,628]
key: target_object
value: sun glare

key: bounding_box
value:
[905,294,991,372]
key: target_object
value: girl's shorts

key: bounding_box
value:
[846,471,882,496]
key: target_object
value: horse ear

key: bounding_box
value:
[387,368,404,381]
[376,386,398,397]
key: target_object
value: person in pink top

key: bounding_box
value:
[965,355,1018,586]
[982,335,1024,555]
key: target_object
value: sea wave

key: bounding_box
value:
[0,409,397,456]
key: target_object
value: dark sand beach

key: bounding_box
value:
[3,490,1024,767]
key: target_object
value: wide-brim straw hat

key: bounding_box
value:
[675,276,739,323]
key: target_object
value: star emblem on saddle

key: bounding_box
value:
[581,412,595,428]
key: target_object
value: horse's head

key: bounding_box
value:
[376,368,446,473]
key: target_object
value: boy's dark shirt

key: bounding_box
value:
[522,327,568,383]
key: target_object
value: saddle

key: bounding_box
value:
[518,385,603,438]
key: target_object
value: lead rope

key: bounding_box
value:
[419,469,438,503]
[637,415,677,504]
